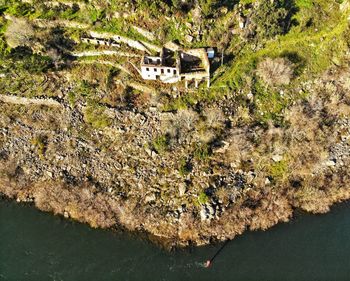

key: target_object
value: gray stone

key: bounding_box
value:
[325,159,336,166]
[185,35,194,43]
[144,193,156,203]
[272,155,283,162]
[200,207,208,221]
[179,183,186,196]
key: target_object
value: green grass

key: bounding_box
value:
[179,158,191,177]
[252,81,293,125]
[268,158,289,181]
[162,88,225,111]
[31,135,47,159]
[198,191,209,205]
[152,135,169,154]
[210,0,350,126]
[84,103,112,129]
[216,1,350,90]
[295,0,313,9]
[193,143,211,161]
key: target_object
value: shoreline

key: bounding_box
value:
[1,179,350,248]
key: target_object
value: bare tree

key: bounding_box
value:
[174,109,199,131]
[203,106,225,129]
[5,18,35,48]
[257,57,294,86]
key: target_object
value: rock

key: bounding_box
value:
[200,207,208,221]
[265,177,271,185]
[325,159,336,166]
[185,35,194,43]
[145,148,152,156]
[246,171,255,184]
[144,193,156,203]
[272,155,283,162]
[247,92,254,100]
[220,7,228,15]
[179,183,186,196]
[214,141,230,154]
[185,22,192,29]
[63,211,69,218]
[206,204,215,215]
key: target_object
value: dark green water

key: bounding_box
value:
[1,200,350,281]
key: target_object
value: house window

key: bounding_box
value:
[146,67,149,71]
[167,69,171,73]
[154,68,157,72]
[173,69,177,75]
[157,59,161,64]
[161,69,164,74]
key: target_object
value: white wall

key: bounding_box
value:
[141,66,178,80]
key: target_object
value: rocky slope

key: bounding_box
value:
[0,64,349,247]
[1,0,350,248]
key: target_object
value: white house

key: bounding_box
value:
[140,46,212,88]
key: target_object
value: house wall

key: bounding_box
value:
[141,65,178,80]
[143,56,162,65]
[81,37,120,47]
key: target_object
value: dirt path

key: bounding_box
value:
[0,94,62,107]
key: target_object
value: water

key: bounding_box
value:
[1,199,350,281]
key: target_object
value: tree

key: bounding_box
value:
[251,0,295,38]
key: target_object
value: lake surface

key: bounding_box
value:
[1,199,350,281]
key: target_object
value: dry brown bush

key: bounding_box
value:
[165,109,199,143]
[249,192,293,230]
[203,107,225,129]
[223,129,254,167]
[33,182,122,228]
[257,57,294,86]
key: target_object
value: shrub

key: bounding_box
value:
[5,2,35,17]
[174,109,199,131]
[84,104,112,129]
[7,46,53,73]
[178,158,192,177]
[31,135,47,158]
[152,135,169,154]
[193,143,210,161]
[251,0,295,38]
[203,107,225,129]
[198,191,209,205]
[257,57,294,86]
